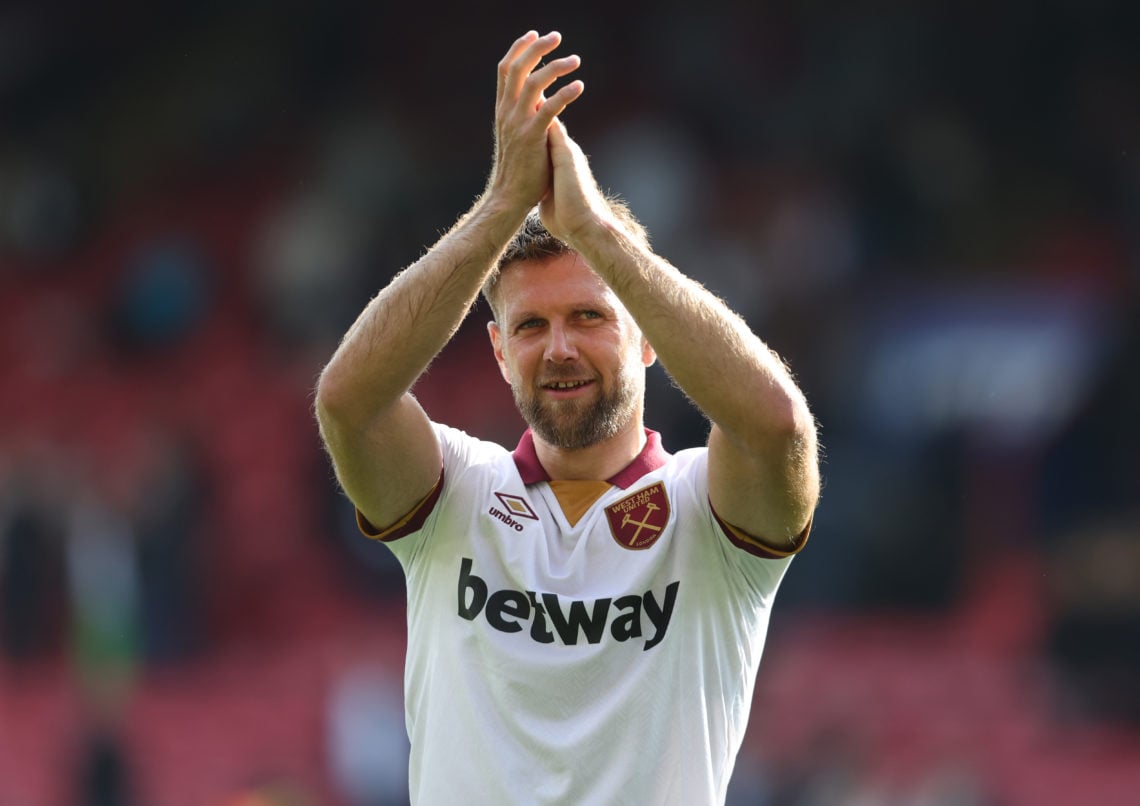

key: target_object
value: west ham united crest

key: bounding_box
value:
[606,482,670,550]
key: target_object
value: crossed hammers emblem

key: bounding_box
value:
[621,502,662,546]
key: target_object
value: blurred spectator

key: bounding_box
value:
[133,425,211,665]
[60,461,141,806]
[108,236,213,354]
[762,723,890,806]
[62,453,151,806]
[251,111,416,357]
[252,190,366,354]
[72,723,135,806]
[64,467,140,703]
[907,760,995,806]
[1044,516,1140,726]
[325,662,410,806]
[1039,304,1140,726]
[0,441,68,663]
[0,149,84,261]
[1038,302,1139,538]
[590,111,711,261]
[752,172,860,312]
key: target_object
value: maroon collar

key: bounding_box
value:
[511,429,670,489]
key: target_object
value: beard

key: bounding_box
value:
[512,366,641,451]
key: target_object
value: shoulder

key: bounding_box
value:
[659,446,806,567]
[432,424,525,505]
[434,423,511,468]
[372,425,516,550]
[657,445,710,489]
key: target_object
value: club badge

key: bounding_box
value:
[606,482,670,550]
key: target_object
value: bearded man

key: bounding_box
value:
[315,29,820,806]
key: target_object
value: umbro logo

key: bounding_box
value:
[495,492,538,520]
[488,491,538,532]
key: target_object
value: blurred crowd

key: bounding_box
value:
[2,1,1139,803]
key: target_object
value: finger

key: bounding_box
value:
[536,79,585,125]
[521,54,581,111]
[504,31,563,102]
[497,31,540,102]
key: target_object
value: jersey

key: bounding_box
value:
[359,424,805,805]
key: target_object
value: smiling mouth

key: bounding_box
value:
[542,380,592,391]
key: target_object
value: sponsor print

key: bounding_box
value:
[457,558,679,651]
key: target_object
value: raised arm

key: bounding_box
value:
[315,31,584,532]
[541,121,819,550]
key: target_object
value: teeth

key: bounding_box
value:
[549,381,585,389]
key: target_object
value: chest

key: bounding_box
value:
[438,476,685,601]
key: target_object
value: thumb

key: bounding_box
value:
[548,116,568,149]
[548,117,583,169]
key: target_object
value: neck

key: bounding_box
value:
[534,418,647,482]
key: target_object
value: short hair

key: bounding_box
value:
[481,199,650,323]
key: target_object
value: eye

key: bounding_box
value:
[578,310,602,320]
[515,317,543,331]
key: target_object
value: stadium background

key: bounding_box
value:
[1,1,1138,803]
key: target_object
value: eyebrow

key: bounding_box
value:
[512,301,615,324]
[508,310,542,327]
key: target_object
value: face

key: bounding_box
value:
[488,253,656,451]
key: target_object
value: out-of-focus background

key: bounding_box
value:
[1,1,1138,804]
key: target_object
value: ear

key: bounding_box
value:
[641,337,657,368]
[487,321,513,384]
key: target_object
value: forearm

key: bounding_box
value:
[314,31,593,530]
[542,120,812,449]
[318,28,584,429]
[316,196,527,427]
[581,221,818,540]
[572,220,813,447]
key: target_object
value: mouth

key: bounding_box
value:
[540,379,595,396]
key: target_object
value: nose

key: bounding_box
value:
[543,322,578,363]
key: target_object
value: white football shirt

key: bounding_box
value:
[361,425,802,805]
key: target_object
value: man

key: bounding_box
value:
[315,29,819,805]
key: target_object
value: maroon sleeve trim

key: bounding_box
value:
[711,501,812,559]
[356,469,445,543]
